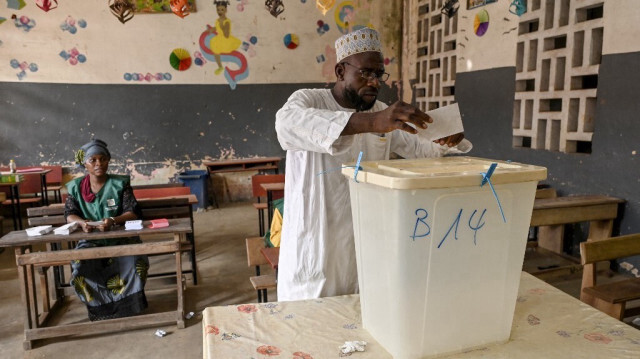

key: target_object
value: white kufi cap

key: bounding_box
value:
[335,28,382,63]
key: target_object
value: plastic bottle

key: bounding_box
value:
[9,159,16,173]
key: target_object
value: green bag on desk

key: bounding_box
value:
[264,198,284,248]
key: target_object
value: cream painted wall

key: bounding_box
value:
[0,0,401,85]
[455,0,520,74]
[603,0,640,55]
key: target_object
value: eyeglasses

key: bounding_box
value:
[342,62,390,83]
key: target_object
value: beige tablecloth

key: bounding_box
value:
[203,272,640,358]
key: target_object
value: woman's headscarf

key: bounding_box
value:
[81,139,111,160]
[76,139,111,203]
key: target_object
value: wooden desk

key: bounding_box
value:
[203,157,281,174]
[0,218,192,350]
[528,195,625,280]
[136,194,198,205]
[203,157,281,207]
[0,179,23,230]
[17,169,52,206]
[260,246,279,270]
[260,182,284,226]
[203,272,640,358]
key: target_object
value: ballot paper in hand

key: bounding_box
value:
[26,225,53,237]
[125,220,143,231]
[54,222,79,235]
[417,103,464,142]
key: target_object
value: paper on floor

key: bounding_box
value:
[417,103,464,142]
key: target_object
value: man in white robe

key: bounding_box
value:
[275,28,472,301]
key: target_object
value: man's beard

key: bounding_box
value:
[344,86,376,112]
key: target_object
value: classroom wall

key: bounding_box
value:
[0,0,403,200]
[447,0,640,275]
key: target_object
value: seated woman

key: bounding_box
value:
[65,139,149,321]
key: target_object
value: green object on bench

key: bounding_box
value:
[264,198,284,248]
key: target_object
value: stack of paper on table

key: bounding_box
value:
[26,225,53,237]
[54,222,79,235]
[125,220,143,230]
[149,218,169,229]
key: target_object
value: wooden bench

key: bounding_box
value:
[137,197,198,284]
[580,233,640,320]
[1,217,191,349]
[132,186,198,284]
[26,196,197,296]
[246,237,277,302]
[527,195,625,280]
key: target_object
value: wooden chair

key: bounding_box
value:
[580,233,640,320]
[251,174,285,236]
[246,237,276,302]
[43,165,63,203]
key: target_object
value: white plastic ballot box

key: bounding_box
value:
[342,156,547,359]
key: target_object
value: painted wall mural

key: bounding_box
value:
[0,0,401,84]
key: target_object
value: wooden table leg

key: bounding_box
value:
[15,247,34,350]
[9,184,18,230]
[175,233,185,329]
[26,262,39,332]
[40,173,49,206]
[37,266,51,314]
[267,190,274,228]
[580,219,615,308]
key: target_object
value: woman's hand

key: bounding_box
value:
[96,217,115,232]
[78,220,91,233]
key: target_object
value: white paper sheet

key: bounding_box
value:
[26,225,53,237]
[54,222,79,235]
[417,103,464,141]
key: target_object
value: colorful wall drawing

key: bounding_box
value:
[60,16,87,34]
[7,0,27,10]
[199,27,249,90]
[123,72,172,81]
[36,0,58,12]
[467,0,497,10]
[334,1,371,34]
[59,47,86,65]
[317,20,330,35]
[0,0,400,84]
[283,33,299,49]
[208,1,242,75]
[169,48,192,71]
[134,0,196,13]
[474,9,490,37]
[13,14,35,31]
[9,59,37,80]
[316,0,335,15]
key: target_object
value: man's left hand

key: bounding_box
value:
[434,132,464,147]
